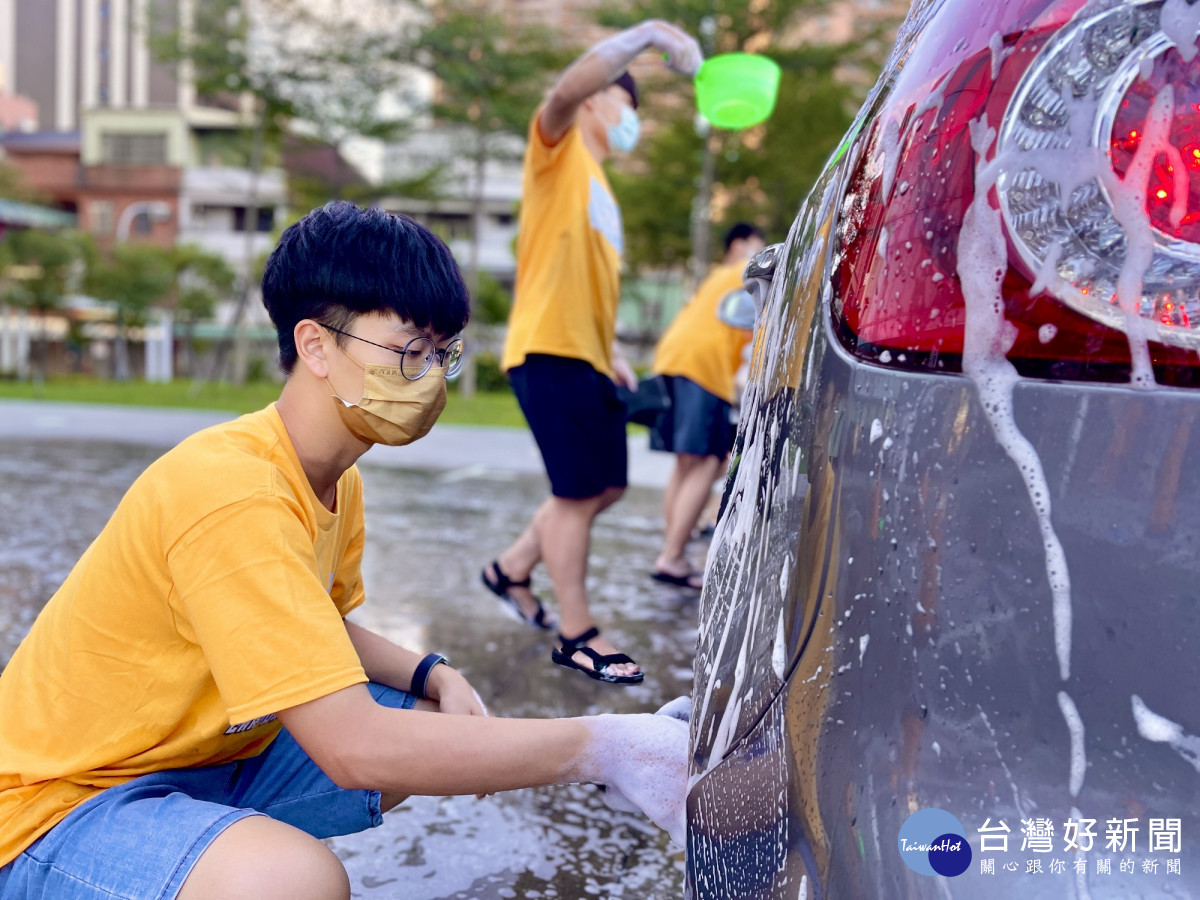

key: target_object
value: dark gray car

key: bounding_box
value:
[686,0,1200,896]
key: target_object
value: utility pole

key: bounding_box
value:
[686,14,718,296]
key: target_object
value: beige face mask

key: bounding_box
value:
[327,350,447,446]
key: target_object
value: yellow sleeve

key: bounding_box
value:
[526,107,579,177]
[166,494,367,726]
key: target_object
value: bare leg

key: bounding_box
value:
[491,485,624,633]
[488,499,551,621]
[537,487,638,678]
[178,817,350,900]
[655,454,723,579]
[182,695,466,900]
[661,456,684,528]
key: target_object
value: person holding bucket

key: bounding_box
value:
[481,21,703,686]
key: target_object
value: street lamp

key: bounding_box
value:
[115,200,172,243]
[113,200,173,382]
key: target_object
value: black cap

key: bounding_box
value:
[612,71,639,110]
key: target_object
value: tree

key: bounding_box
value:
[612,44,858,268]
[0,161,46,204]
[149,0,417,384]
[165,245,238,377]
[1,229,91,385]
[86,244,175,381]
[412,0,572,395]
[598,0,900,293]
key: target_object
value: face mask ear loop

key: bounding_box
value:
[325,340,367,408]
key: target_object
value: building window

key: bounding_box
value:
[89,200,115,235]
[232,206,276,233]
[425,213,472,242]
[101,132,168,166]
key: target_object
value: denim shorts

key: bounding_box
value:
[0,683,414,900]
[649,375,736,458]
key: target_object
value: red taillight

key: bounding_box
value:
[831,0,1200,386]
[1110,49,1200,244]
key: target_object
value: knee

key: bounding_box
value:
[598,485,625,509]
[266,837,349,900]
[179,817,350,900]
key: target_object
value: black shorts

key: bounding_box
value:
[508,354,628,499]
[649,375,736,458]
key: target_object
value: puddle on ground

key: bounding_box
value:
[0,440,705,898]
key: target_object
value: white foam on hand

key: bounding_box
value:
[577,709,691,846]
[655,695,692,723]
[643,21,703,76]
[591,20,703,80]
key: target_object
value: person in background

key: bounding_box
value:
[647,223,767,590]
[0,202,689,900]
[480,21,703,685]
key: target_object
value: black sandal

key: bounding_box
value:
[650,569,704,590]
[481,560,555,630]
[551,626,644,685]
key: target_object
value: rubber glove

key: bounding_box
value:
[577,696,692,845]
[591,19,704,79]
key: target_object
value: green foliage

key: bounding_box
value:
[166,245,238,325]
[86,244,175,329]
[0,376,526,425]
[1,229,90,315]
[148,0,417,148]
[455,352,510,393]
[713,60,857,238]
[610,113,698,271]
[0,161,45,204]
[598,0,825,55]
[1,228,92,382]
[596,0,895,274]
[416,1,573,150]
[473,272,512,325]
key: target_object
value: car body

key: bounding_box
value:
[685,0,1200,896]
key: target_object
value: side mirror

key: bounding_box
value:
[716,287,757,330]
[742,243,782,322]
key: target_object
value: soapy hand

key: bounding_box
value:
[638,20,703,77]
[590,20,703,81]
[577,697,692,845]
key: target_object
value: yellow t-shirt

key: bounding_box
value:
[652,262,754,404]
[0,405,368,866]
[501,111,623,378]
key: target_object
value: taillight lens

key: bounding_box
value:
[831,0,1200,386]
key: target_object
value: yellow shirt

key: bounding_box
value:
[653,262,754,403]
[0,405,368,866]
[501,112,623,378]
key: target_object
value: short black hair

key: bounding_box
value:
[262,201,470,374]
[723,222,765,254]
[613,71,639,110]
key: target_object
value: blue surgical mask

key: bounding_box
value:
[607,106,640,154]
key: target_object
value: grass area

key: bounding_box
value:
[0,376,529,428]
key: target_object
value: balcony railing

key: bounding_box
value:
[80,165,182,191]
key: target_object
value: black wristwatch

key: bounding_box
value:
[411,652,449,700]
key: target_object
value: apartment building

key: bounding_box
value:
[0,0,286,268]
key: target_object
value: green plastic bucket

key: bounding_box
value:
[694,53,781,130]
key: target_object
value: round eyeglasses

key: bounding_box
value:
[321,324,464,381]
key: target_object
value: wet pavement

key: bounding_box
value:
[0,404,704,899]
